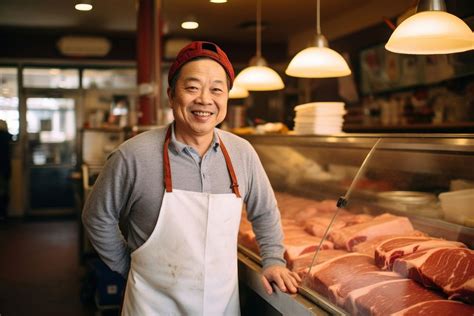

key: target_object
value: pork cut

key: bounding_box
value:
[344,279,444,316]
[283,232,334,264]
[393,247,474,304]
[304,216,347,237]
[286,249,348,271]
[390,300,474,316]
[352,231,426,257]
[375,236,466,270]
[299,253,379,299]
[328,271,403,307]
[328,213,414,251]
[303,212,374,236]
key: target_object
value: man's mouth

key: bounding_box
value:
[191,111,214,117]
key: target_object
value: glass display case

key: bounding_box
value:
[238,133,474,315]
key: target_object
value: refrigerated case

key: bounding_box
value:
[238,133,474,315]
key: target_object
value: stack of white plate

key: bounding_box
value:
[293,102,346,135]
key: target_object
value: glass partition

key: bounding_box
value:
[239,134,474,315]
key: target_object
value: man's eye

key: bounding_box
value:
[212,88,223,93]
[186,86,198,91]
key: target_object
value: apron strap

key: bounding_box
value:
[163,126,173,192]
[218,136,241,198]
[163,125,241,198]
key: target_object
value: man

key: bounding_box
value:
[82,41,300,315]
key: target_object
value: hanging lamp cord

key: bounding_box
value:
[316,0,321,35]
[256,0,262,59]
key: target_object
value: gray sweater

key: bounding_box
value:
[82,124,285,277]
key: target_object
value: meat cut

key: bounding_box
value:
[328,213,414,251]
[393,247,474,304]
[390,300,474,316]
[287,249,348,271]
[375,236,466,270]
[328,271,402,306]
[283,232,334,264]
[299,253,379,299]
[344,279,444,316]
[352,231,426,257]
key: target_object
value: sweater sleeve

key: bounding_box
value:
[82,150,132,278]
[244,145,286,269]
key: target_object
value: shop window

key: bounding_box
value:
[0,67,19,138]
[23,68,79,89]
[82,68,136,89]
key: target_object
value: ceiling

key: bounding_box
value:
[0,0,416,46]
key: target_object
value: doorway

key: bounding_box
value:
[24,90,78,216]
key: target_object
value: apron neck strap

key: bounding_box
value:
[163,126,241,198]
[163,126,173,192]
[218,136,241,198]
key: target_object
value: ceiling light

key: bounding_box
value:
[229,84,249,99]
[210,0,227,3]
[234,0,284,91]
[75,0,93,11]
[181,18,199,30]
[285,0,351,78]
[386,0,473,54]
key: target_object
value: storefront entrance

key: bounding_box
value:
[24,90,78,215]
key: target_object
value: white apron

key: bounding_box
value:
[122,127,243,316]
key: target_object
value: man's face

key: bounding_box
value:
[168,59,229,139]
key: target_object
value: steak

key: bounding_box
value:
[352,231,427,257]
[303,213,373,237]
[299,253,379,298]
[287,249,348,271]
[344,279,444,316]
[393,247,474,304]
[328,271,403,306]
[283,232,334,263]
[375,236,466,270]
[328,213,414,251]
[390,300,474,316]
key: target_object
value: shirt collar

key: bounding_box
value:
[169,122,220,155]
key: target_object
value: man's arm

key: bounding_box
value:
[244,145,301,294]
[82,150,131,278]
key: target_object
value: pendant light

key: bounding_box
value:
[285,0,351,78]
[234,0,284,91]
[75,0,93,11]
[386,0,473,54]
[229,84,249,99]
[181,17,199,30]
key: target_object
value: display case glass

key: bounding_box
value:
[238,134,474,315]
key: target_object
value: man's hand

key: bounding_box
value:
[261,265,301,295]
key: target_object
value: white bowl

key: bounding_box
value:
[439,189,474,226]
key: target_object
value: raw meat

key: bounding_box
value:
[283,232,334,263]
[299,253,379,298]
[391,300,474,316]
[304,213,373,237]
[238,215,259,253]
[352,231,426,257]
[344,279,444,316]
[328,213,414,251]
[287,249,348,272]
[304,216,347,237]
[393,247,474,304]
[375,236,466,270]
[328,271,403,306]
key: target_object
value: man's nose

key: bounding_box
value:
[197,89,213,104]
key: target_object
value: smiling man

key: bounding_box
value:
[82,41,300,315]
